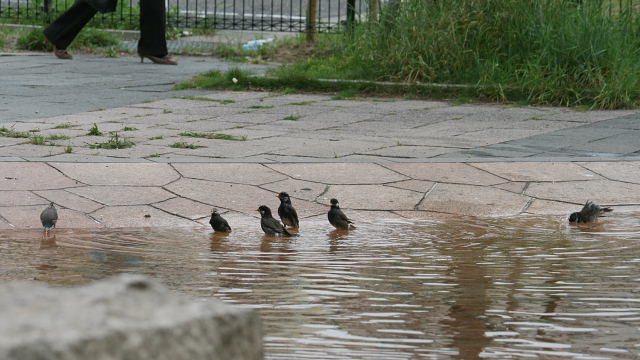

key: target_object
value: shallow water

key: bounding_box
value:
[1,215,640,359]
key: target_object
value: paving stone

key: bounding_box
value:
[173,163,286,185]
[260,178,328,202]
[419,183,530,216]
[383,163,505,185]
[321,184,424,210]
[472,162,600,182]
[51,162,180,186]
[154,197,216,220]
[33,189,104,213]
[361,145,459,158]
[492,182,527,194]
[525,199,583,215]
[0,191,48,206]
[0,144,67,157]
[0,137,29,147]
[525,179,640,205]
[68,186,175,206]
[0,205,101,229]
[0,163,78,190]
[267,163,408,184]
[165,178,278,214]
[386,179,435,193]
[392,210,457,220]
[91,205,199,228]
[578,161,640,184]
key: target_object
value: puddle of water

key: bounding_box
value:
[1,215,640,359]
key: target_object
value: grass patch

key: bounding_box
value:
[173,95,235,104]
[175,2,640,109]
[285,101,314,106]
[0,127,30,138]
[65,145,73,154]
[248,105,275,109]
[29,135,46,145]
[46,134,70,141]
[149,136,164,140]
[168,142,205,149]
[179,131,247,141]
[87,124,103,136]
[17,27,119,51]
[332,89,360,100]
[122,126,138,131]
[53,123,77,129]
[89,132,135,149]
[283,115,300,121]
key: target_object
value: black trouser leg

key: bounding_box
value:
[43,1,97,50]
[137,0,168,57]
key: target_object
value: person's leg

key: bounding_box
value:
[44,1,97,50]
[137,0,168,57]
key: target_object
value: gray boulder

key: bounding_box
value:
[0,274,262,360]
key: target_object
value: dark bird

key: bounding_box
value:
[276,192,299,229]
[257,205,293,236]
[328,198,354,230]
[40,202,58,236]
[209,209,231,232]
[569,200,613,223]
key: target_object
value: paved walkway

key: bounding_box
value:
[1,53,640,229]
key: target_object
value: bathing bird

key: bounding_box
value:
[276,192,299,229]
[257,205,293,236]
[209,209,231,232]
[328,198,354,230]
[569,200,613,223]
[40,202,58,236]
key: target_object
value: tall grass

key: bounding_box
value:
[277,0,640,108]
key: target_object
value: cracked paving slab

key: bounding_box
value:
[0,161,636,228]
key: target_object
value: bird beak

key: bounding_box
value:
[256,208,260,212]
[275,194,279,198]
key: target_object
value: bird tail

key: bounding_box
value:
[602,207,613,213]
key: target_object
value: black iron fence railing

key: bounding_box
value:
[0,0,371,32]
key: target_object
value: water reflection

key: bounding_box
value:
[1,215,640,359]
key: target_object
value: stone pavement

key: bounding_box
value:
[1,53,640,229]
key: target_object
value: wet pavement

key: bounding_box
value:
[1,52,640,228]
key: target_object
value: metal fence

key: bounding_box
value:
[0,0,371,32]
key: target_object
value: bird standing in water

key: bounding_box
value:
[257,205,293,236]
[328,198,354,230]
[209,209,231,232]
[277,192,299,229]
[569,201,613,223]
[40,203,58,236]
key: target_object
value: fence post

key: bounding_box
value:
[306,0,318,43]
[347,0,356,26]
[369,0,380,21]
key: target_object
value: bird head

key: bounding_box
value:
[568,212,579,222]
[277,192,290,201]
[211,208,219,215]
[330,198,339,206]
[257,205,272,217]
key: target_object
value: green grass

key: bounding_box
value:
[248,105,275,109]
[53,123,77,129]
[89,132,134,149]
[29,135,46,145]
[0,127,30,138]
[179,132,247,141]
[65,145,73,154]
[87,124,103,136]
[173,95,235,104]
[122,126,138,131]
[175,2,640,109]
[149,136,164,140]
[283,115,300,121]
[169,142,205,149]
[46,134,70,141]
[17,27,119,51]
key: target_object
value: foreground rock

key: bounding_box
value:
[0,274,262,360]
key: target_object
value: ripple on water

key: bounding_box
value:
[1,214,640,359]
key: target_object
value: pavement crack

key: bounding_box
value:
[414,182,438,211]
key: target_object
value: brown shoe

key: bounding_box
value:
[53,47,73,60]
[139,53,178,65]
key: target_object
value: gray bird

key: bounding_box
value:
[569,200,613,223]
[328,198,354,230]
[209,209,231,232]
[40,202,58,236]
[277,192,299,229]
[257,205,293,236]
